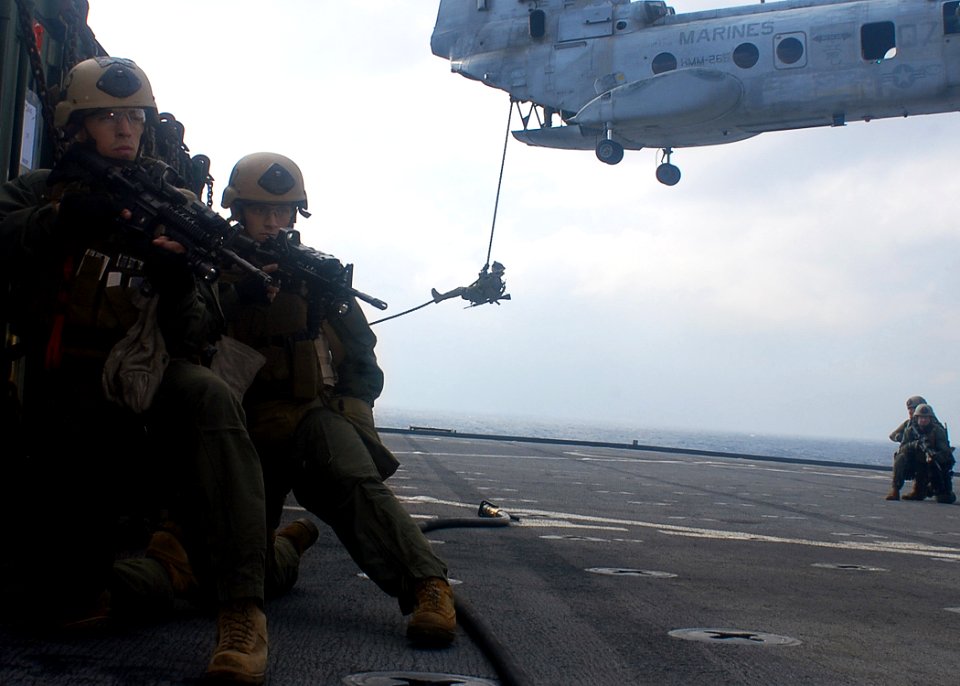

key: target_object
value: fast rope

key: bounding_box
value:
[483,95,514,271]
[369,97,515,326]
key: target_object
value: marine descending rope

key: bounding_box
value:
[369,97,516,326]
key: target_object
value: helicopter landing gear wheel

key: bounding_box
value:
[596,139,624,165]
[656,163,681,185]
[656,147,681,185]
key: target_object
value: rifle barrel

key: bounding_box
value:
[348,287,388,311]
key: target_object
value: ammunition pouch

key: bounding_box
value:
[61,251,145,363]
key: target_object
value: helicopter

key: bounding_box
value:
[431,0,960,184]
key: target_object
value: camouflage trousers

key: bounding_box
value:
[253,402,448,612]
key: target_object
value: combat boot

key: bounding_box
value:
[276,518,320,557]
[406,577,456,646]
[935,490,957,504]
[145,530,198,596]
[885,487,900,501]
[206,599,268,685]
[902,481,927,500]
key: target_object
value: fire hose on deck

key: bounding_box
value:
[417,501,532,686]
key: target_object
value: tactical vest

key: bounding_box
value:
[230,289,334,402]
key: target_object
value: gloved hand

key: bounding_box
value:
[144,243,195,298]
[55,190,121,240]
[235,271,274,305]
[48,143,101,185]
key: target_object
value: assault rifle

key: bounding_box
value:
[68,147,270,285]
[247,229,388,311]
[905,425,938,463]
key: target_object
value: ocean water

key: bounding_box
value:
[374,407,895,468]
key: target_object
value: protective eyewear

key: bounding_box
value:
[91,108,147,126]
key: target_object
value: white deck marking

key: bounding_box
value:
[399,496,960,561]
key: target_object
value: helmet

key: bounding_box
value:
[913,403,936,419]
[221,152,308,214]
[491,261,505,274]
[906,395,927,410]
[54,57,157,129]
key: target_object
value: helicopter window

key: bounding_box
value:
[529,9,546,39]
[861,22,896,62]
[945,2,960,35]
[652,52,677,74]
[775,35,806,68]
[733,43,759,69]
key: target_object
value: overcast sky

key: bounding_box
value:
[83,0,960,442]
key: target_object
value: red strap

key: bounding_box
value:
[44,255,74,370]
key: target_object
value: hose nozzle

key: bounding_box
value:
[478,500,503,518]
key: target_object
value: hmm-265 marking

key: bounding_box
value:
[431,0,960,184]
